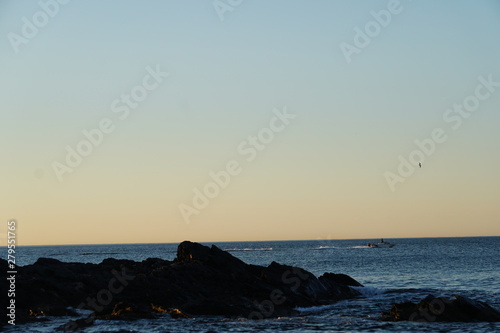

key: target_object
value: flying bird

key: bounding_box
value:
[419,162,422,168]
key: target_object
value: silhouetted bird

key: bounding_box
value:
[419,162,422,168]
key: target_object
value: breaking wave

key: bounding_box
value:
[224,248,273,252]
[311,245,371,250]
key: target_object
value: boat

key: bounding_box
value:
[367,238,395,248]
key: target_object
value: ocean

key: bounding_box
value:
[4,237,500,332]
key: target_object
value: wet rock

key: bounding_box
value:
[11,241,362,324]
[382,294,500,322]
[319,272,363,287]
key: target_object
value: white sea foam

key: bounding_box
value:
[68,307,93,316]
[312,245,372,250]
[224,248,273,252]
[312,245,339,250]
[295,303,339,314]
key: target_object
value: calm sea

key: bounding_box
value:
[5,237,500,332]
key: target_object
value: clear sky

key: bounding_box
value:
[1,0,499,245]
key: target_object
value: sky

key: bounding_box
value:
[1,0,499,246]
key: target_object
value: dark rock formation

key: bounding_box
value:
[1,241,362,328]
[382,294,500,322]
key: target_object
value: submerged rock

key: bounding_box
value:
[4,241,362,326]
[382,294,500,322]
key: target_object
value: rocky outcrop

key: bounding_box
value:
[2,241,362,327]
[382,294,500,322]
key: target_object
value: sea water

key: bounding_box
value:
[4,237,500,332]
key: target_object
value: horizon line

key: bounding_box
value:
[9,235,500,247]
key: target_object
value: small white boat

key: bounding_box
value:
[367,239,395,248]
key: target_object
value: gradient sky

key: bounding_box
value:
[1,0,499,245]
